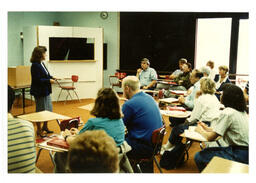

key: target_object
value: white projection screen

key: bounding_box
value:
[235,19,249,88]
[195,18,232,70]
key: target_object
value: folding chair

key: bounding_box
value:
[109,72,126,90]
[56,75,80,103]
[56,116,81,131]
[134,126,166,173]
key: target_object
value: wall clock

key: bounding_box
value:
[100,12,108,19]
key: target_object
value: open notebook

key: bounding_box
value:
[183,126,207,142]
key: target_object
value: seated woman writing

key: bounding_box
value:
[194,83,248,172]
[54,88,125,172]
[161,77,222,153]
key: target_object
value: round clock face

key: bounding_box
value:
[100,12,108,19]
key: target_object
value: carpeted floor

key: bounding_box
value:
[11,96,200,173]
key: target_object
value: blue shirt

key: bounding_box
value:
[139,67,157,86]
[79,117,125,146]
[122,92,163,143]
[172,69,183,77]
[185,79,200,109]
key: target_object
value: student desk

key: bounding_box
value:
[18,111,71,165]
[202,156,249,173]
[17,110,71,122]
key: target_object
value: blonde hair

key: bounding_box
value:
[67,130,119,173]
[200,77,216,95]
[122,76,140,91]
[218,65,229,73]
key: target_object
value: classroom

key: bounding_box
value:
[5,6,251,177]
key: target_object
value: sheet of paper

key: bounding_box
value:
[159,97,179,103]
[184,126,207,141]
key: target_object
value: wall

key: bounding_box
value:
[8,12,60,66]
[57,12,119,88]
[8,12,120,88]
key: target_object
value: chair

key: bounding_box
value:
[56,117,81,131]
[109,72,126,89]
[56,75,80,103]
[134,126,166,173]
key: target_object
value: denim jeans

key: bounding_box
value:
[194,146,249,172]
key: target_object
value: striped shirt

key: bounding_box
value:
[8,114,36,173]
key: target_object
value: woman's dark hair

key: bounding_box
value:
[8,85,15,112]
[90,88,121,119]
[30,46,47,63]
[221,83,246,112]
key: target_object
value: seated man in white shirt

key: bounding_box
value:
[178,69,204,110]
[136,58,157,90]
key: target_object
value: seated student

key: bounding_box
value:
[168,69,204,127]
[136,58,158,90]
[63,88,125,146]
[206,60,217,80]
[8,85,37,173]
[121,76,163,159]
[55,88,125,172]
[177,69,204,110]
[162,78,221,153]
[214,65,231,100]
[200,66,211,78]
[169,58,187,80]
[194,83,248,172]
[66,130,119,173]
[173,62,192,90]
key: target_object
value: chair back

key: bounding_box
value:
[151,126,166,156]
[115,72,126,79]
[71,75,79,82]
[56,117,80,131]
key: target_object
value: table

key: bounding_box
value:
[11,84,31,114]
[17,111,71,165]
[202,156,249,173]
[35,134,68,164]
[17,110,71,122]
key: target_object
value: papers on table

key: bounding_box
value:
[141,89,159,94]
[183,126,207,142]
[159,97,179,103]
[36,134,68,152]
[170,90,187,95]
[160,110,191,118]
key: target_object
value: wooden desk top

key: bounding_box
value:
[17,110,71,122]
[160,110,191,118]
[202,156,249,173]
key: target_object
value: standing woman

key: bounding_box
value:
[30,46,56,137]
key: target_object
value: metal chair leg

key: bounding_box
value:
[36,148,43,163]
[136,164,142,173]
[57,89,63,102]
[73,90,80,102]
[153,156,163,173]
